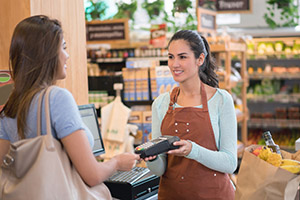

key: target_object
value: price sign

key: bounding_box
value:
[86,19,129,44]
[197,8,217,34]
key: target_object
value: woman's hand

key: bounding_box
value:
[167,140,192,157]
[114,152,140,171]
[142,155,157,162]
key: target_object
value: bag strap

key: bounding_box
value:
[37,88,47,136]
[36,86,56,150]
[44,86,55,137]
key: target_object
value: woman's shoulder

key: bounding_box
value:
[48,86,76,106]
[211,88,234,106]
[152,91,171,108]
[49,86,73,99]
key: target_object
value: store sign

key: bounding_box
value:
[86,19,129,44]
[216,0,251,12]
[197,8,216,34]
[198,0,252,13]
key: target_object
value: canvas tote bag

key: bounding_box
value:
[0,86,112,200]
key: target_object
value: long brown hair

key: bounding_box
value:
[1,15,63,139]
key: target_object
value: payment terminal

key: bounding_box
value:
[135,135,180,159]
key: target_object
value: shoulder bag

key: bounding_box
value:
[0,86,112,200]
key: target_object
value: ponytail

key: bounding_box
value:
[199,36,219,88]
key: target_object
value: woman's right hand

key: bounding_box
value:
[114,152,140,171]
[142,155,157,162]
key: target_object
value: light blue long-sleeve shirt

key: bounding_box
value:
[147,88,237,176]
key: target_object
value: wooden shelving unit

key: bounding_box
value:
[210,39,249,145]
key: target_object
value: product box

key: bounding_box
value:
[140,68,150,100]
[150,66,178,100]
[122,68,136,101]
[128,111,143,145]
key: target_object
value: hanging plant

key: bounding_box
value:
[172,0,192,16]
[142,0,164,21]
[113,0,137,21]
[264,0,299,29]
[85,0,108,21]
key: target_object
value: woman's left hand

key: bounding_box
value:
[167,140,192,157]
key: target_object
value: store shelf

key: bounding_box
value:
[210,41,247,52]
[127,57,168,62]
[248,119,300,129]
[248,72,300,80]
[247,94,300,103]
[210,40,248,145]
[246,36,300,148]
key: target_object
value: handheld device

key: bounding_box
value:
[135,135,180,159]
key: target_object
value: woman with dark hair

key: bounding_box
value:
[0,15,139,189]
[145,30,237,199]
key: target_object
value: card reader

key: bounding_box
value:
[135,135,180,159]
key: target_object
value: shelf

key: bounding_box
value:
[127,57,167,62]
[210,41,247,52]
[88,57,168,65]
[248,119,300,128]
[248,72,300,80]
[247,94,300,103]
[96,58,124,63]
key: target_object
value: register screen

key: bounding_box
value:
[78,104,105,156]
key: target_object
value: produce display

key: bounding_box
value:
[251,146,300,174]
[247,39,300,59]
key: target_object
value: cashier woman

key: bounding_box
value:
[144,30,237,199]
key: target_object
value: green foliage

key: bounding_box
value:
[172,0,192,16]
[113,0,137,21]
[264,0,299,29]
[142,0,164,21]
[85,0,108,21]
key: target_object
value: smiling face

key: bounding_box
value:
[168,39,204,84]
[56,38,69,80]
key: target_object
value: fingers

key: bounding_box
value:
[134,154,140,160]
[168,140,192,156]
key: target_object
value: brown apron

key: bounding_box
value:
[158,83,235,200]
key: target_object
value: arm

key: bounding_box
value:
[146,95,168,176]
[0,139,10,162]
[61,130,139,187]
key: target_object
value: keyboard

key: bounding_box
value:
[107,167,150,184]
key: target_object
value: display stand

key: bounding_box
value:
[210,39,249,146]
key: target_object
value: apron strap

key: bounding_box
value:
[167,87,179,113]
[200,82,208,112]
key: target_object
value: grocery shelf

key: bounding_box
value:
[248,119,300,129]
[210,41,247,52]
[127,57,168,62]
[248,72,300,80]
[247,94,300,103]
[210,40,248,145]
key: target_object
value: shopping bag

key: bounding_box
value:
[101,96,131,143]
[0,87,111,200]
[235,145,300,200]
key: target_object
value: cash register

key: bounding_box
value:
[78,104,160,200]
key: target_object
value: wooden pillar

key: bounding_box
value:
[0,0,88,105]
